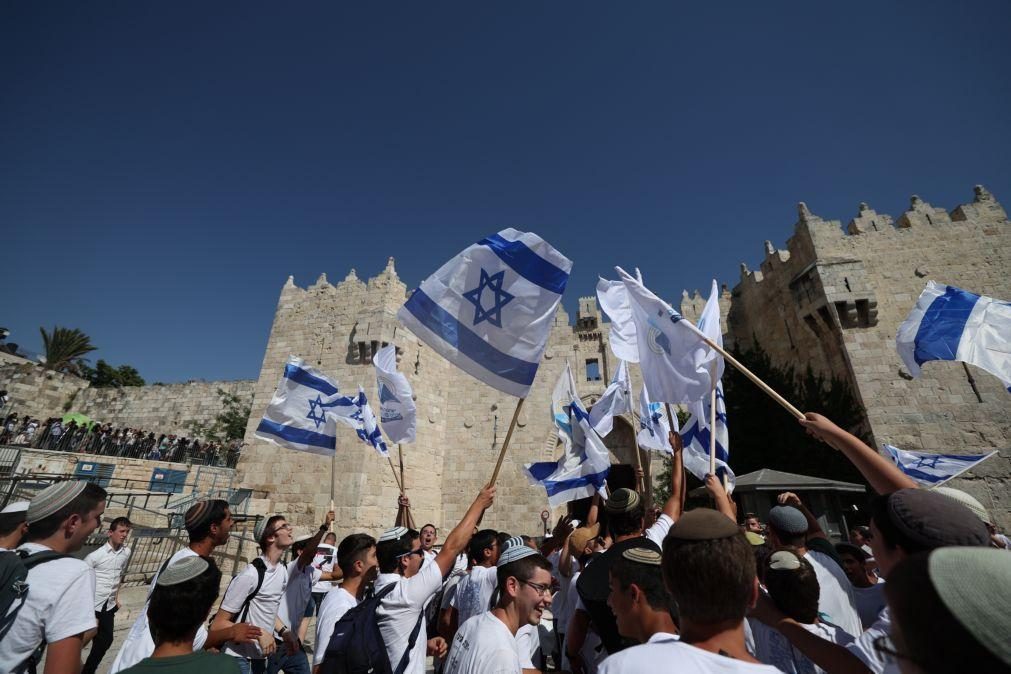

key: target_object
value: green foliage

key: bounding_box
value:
[80,359,146,388]
[39,326,97,375]
[187,388,251,443]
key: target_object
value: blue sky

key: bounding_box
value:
[3,1,1009,383]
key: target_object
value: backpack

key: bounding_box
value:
[237,558,268,622]
[0,549,70,641]
[319,582,426,674]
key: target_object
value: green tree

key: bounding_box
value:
[187,389,252,443]
[39,326,97,375]
[80,360,146,387]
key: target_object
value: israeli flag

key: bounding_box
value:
[524,364,610,507]
[596,270,643,363]
[254,356,355,457]
[354,387,389,457]
[896,281,1011,391]
[398,229,572,398]
[680,381,735,492]
[588,359,632,437]
[617,266,723,404]
[884,444,998,487]
[637,383,674,453]
[373,345,417,444]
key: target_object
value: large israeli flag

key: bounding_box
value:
[596,270,642,363]
[680,381,735,491]
[254,356,355,457]
[896,281,1011,391]
[884,444,998,487]
[355,387,389,457]
[637,384,674,453]
[524,364,610,507]
[398,229,572,398]
[617,267,722,404]
[588,359,632,437]
[373,345,417,444]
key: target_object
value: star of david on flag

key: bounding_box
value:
[398,228,572,397]
[883,444,998,487]
[373,344,417,444]
[354,386,389,457]
[636,383,675,453]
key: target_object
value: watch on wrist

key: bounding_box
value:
[319,524,328,533]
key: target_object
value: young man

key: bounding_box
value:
[835,542,885,630]
[375,485,496,674]
[82,516,133,674]
[604,547,677,646]
[0,481,107,674]
[420,523,438,561]
[213,514,297,674]
[444,537,553,674]
[119,556,240,673]
[111,499,256,672]
[450,528,501,630]
[742,513,764,536]
[599,508,779,673]
[307,532,339,621]
[765,494,863,637]
[0,500,29,550]
[313,533,378,671]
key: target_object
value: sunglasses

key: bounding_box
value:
[396,548,425,560]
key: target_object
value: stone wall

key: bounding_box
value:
[0,363,90,422]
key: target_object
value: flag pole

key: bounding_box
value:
[489,397,525,487]
[329,451,336,532]
[709,384,717,476]
[387,455,404,493]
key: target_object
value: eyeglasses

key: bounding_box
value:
[396,548,425,559]
[271,524,293,535]
[519,580,551,597]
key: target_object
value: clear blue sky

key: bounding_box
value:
[3,1,1009,384]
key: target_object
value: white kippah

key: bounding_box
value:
[1,501,29,514]
[497,540,538,567]
[157,556,210,587]
[379,526,409,542]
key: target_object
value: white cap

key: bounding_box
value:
[1,501,30,514]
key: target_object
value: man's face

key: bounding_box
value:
[109,524,131,548]
[212,508,234,545]
[745,518,762,534]
[271,519,294,550]
[607,571,636,638]
[839,553,863,584]
[421,526,437,550]
[401,537,425,577]
[868,519,902,579]
[487,539,501,565]
[516,567,553,626]
[71,500,106,550]
[324,533,337,546]
[361,546,379,581]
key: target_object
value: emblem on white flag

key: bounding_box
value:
[637,384,674,453]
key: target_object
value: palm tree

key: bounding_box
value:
[39,326,97,375]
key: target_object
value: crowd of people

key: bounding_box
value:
[0,411,1008,674]
[0,413,242,468]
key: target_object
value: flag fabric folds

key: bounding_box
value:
[617,266,723,404]
[883,444,998,487]
[596,270,642,363]
[355,387,389,457]
[680,381,735,491]
[254,356,353,457]
[896,281,1011,391]
[373,344,417,444]
[588,360,632,437]
[524,364,610,507]
[636,384,675,453]
[398,228,572,398]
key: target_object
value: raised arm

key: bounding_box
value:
[663,430,685,521]
[435,485,495,577]
[297,510,336,569]
[704,474,736,522]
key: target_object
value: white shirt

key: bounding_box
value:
[845,607,899,674]
[219,555,288,660]
[85,542,132,611]
[0,542,97,674]
[749,619,852,673]
[278,561,321,633]
[311,544,337,594]
[313,587,358,666]
[851,581,886,630]
[376,561,443,674]
[516,623,539,668]
[645,514,675,548]
[444,611,521,674]
[440,570,468,611]
[804,550,862,638]
[109,547,208,674]
[455,565,499,627]
[598,632,783,674]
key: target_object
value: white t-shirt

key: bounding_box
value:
[313,587,357,666]
[85,542,132,611]
[845,607,899,674]
[851,581,886,630]
[0,543,97,674]
[645,514,674,548]
[440,570,467,611]
[455,565,499,627]
[278,561,321,632]
[311,544,337,594]
[444,611,521,674]
[749,618,852,673]
[556,572,580,637]
[515,623,539,668]
[109,547,208,673]
[376,560,444,674]
[219,556,288,660]
[598,632,782,674]
[804,550,862,638]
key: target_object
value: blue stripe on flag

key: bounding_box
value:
[543,470,609,497]
[256,419,336,450]
[478,233,569,294]
[402,289,539,387]
[913,286,978,367]
[283,363,340,396]
[681,422,729,463]
[897,466,947,484]
[525,461,559,482]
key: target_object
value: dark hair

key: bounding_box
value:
[28,483,108,540]
[662,532,755,624]
[468,529,498,565]
[0,512,26,537]
[608,506,645,538]
[768,524,806,548]
[148,558,223,644]
[421,523,437,534]
[110,516,132,531]
[610,555,673,613]
[496,552,552,593]
[495,531,512,548]
[337,533,377,576]
[259,515,286,550]
[521,535,533,547]
[186,500,230,544]
[869,494,937,556]
[764,549,820,623]
[377,529,419,573]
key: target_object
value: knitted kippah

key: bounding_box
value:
[497,541,538,567]
[744,531,766,546]
[621,547,661,566]
[157,556,210,587]
[184,501,214,532]
[254,516,274,542]
[1,501,29,515]
[605,488,641,514]
[27,481,87,524]
[669,508,740,541]
[932,487,990,524]
[568,524,600,556]
[378,526,409,543]
[768,506,808,535]
[887,489,989,549]
[768,550,802,571]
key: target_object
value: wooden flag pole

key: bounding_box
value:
[709,384,717,476]
[398,444,407,495]
[329,451,336,532]
[664,403,677,434]
[489,397,525,487]
[387,456,404,493]
[629,412,646,496]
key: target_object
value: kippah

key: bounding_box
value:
[501,535,525,551]
[254,516,272,542]
[621,547,661,566]
[157,556,210,587]
[768,506,808,535]
[768,550,802,571]
[887,489,989,549]
[744,531,766,546]
[1,501,29,514]
[184,501,213,532]
[379,526,409,543]
[932,487,990,524]
[497,541,538,567]
[835,542,869,562]
[605,488,641,514]
[568,524,600,556]
[27,481,87,524]
[669,508,740,541]
[930,547,1011,667]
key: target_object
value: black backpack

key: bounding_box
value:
[0,549,71,673]
[319,582,425,674]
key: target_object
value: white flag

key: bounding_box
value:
[588,360,632,437]
[398,228,572,398]
[617,266,722,403]
[373,345,417,444]
[637,383,675,453]
[596,270,642,363]
[681,381,735,491]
